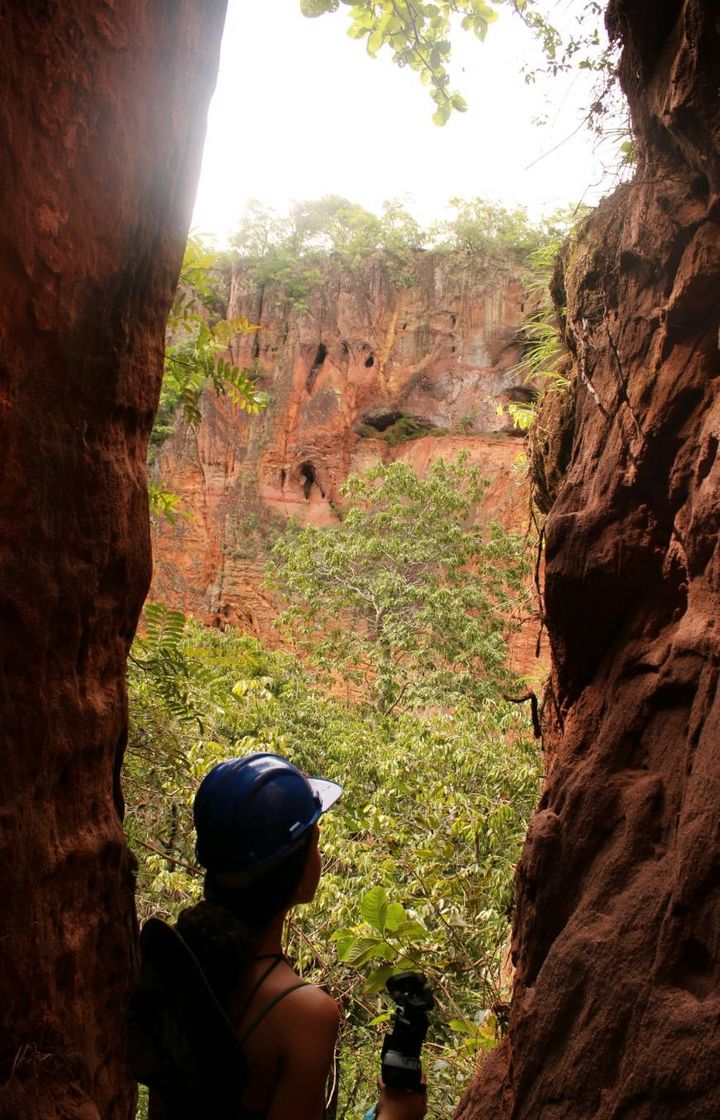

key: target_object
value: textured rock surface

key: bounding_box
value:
[151,258,532,637]
[0,5,226,1118]
[459,2,720,1117]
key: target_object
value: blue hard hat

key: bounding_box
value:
[193,753,342,878]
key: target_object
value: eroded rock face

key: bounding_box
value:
[151,257,531,637]
[459,3,720,1117]
[0,5,226,1117]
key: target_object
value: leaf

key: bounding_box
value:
[367,27,385,55]
[361,886,388,933]
[392,919,429,941]
[366,963,397,993]
[332,932,357,961]
[343,937,386,967]
[384,901,405,932]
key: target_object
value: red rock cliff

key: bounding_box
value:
[0,5,226,1118]
[459,3,720,1117]
[151,256,532,637]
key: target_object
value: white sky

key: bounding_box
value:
[192,0,622,243]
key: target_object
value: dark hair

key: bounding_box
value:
[176,832,313,1008]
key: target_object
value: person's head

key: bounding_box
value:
[193,752,341,926]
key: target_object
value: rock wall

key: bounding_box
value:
[0,5,226,1118]
[459,2,720,1117]
[151,257,532,641]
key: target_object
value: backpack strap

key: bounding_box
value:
[238,982,309,1044]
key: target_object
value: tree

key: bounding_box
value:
[299,2,614,127]
[268,458,530,715]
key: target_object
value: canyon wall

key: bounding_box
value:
[459,2,720,1117]
[0,5,226,1118]
[151,256,532,645]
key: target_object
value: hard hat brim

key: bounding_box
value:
[308,777,343,814]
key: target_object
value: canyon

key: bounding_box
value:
[150,256,534,648]
[1,1,719,1118]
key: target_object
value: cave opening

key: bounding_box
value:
[306,342,328,394]
[299,461,325,500]
[361,411,404,432]
[313,342,328,368]
[279,468,286,489]
[506,385,536,404]
[365,354,375,368]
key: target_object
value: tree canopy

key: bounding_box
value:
[268,458,530,715]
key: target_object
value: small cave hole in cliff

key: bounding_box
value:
[313,342,327,367]
[306,343,328,394]
[358,411,434,444]
[279,468,286,490]
[365,354,375,368]
[506,386,536,404]
[361,411,404,432]
[299,461,325,501]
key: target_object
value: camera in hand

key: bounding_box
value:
[380,971,434,1092]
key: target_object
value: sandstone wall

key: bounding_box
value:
[151,257,532,638]
[0,5,227,1117]
[459,3,720,1117]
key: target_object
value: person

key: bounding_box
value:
[148,752,427,1120]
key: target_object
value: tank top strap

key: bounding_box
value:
[235,955,284,1024]
[237,981,309,1044]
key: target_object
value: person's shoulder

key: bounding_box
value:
[276,980,340,1046]
[286,982,339,1026]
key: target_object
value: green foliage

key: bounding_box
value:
[437,197,542,259]
[300,2,617,129]
[301,0,497,124]
[230,196,425,303]
[268,458,529,716]
[498,208,591,432]
[514,311,567,390]
[150,236,269,464]
[230,195,568,308]
[126,614,541,1119]
[147,481,189,526]
[127,462,540,1117]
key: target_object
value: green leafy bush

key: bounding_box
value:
[125,618,540,1118]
